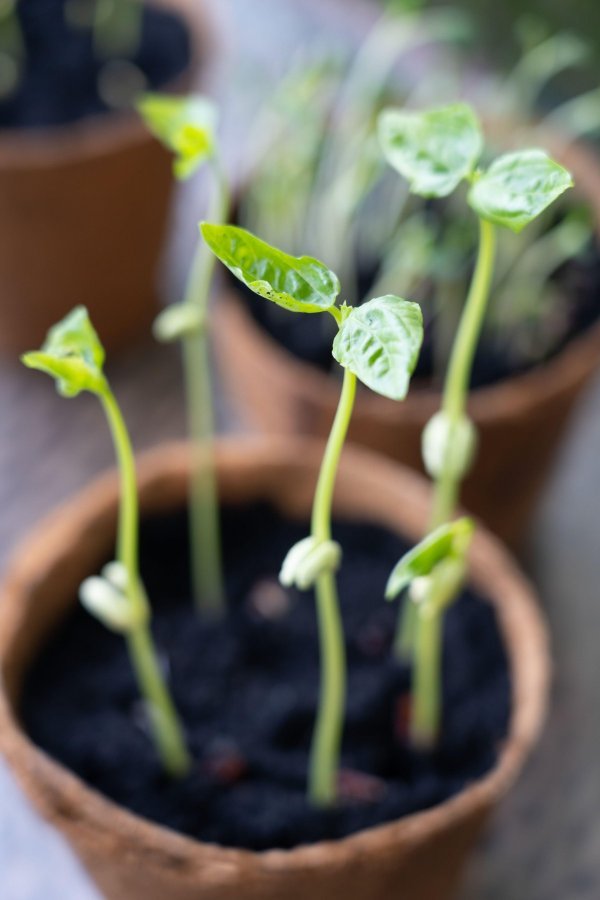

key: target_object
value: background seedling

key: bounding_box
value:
[201,222,423,807]
[22,307,190,777]
[379,102,572,747]
[139,93,229,616]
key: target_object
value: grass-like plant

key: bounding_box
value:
[22,307,190,777]
[201,222,424,807]
[379,102,573,748]
[242,1,469,301]
[139,93,230,616]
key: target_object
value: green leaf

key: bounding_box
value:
[385,517,474,600]
[200,223,340,313]
[468,149,573,233]
[377,102,483,197]
[21,306,107,397]
[332,295,423,400]
[137,93,217,180]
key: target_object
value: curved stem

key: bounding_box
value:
[308,367,357,807]
[440,218,497,423]
[431,217,496,528]
[406,218,497,748]
[100,390,190,777]
[182,155,230,615]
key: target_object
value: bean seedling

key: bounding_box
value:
[201,222,424,807]
[139,93,229,616]
[22,307,190,777]
[379,102,572,747]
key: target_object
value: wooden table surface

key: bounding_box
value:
[2,1,600,897]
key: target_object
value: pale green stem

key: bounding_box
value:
[100,389,190,777]
[308,366,357,807]
[405,217,497,747]
[411,603,442,750]
[410,560,468,749]
[94,0,143,59]
[394,592,417,662]
[182,158,229,615]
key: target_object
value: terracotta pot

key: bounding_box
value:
[0,438,549,900]
[213,138,600,548]
[0,0,213,355]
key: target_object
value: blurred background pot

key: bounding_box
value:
[214,137,600,548]
[0,439,549,900]
[0,0,212,355]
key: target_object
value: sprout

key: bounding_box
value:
[202,223,424,807]
[139,94,230,616]
[22,307,190,778]
[379,101,572,748]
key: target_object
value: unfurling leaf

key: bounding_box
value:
[138,93,217,180]
[279,536,342,590]
[385,517,474,600]
[201,223,340,313]
[468,149,573,233]
[21,306,107,397]
[378,102,483,197]
[332,295,423,400]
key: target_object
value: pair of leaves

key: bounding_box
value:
[378,102,573,232]
[21,306,107,398]
[138,93,218,180]
[201,224,423,401]
[385,517,474,601]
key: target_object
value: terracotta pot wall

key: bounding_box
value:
[0,0,212,355]
[0,439,550,900]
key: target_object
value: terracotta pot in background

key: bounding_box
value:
[0,0,213,356]
[0,439,549,900]
[213,138,600,548]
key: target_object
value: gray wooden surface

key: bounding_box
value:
[1,1,600,897]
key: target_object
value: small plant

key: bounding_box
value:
[379,102,572,748]
[139,93,230,616]
[201,222,424,807]
[22,307,190,777]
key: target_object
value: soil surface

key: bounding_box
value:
[0,0,190,128]
[23,503,510,850]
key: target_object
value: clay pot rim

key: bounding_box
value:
[0,0,215,169]
[219,134,600,427]
[0,437,550,882]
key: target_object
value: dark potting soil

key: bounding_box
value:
[237,240,600,391]
[22,503,510,851]
[0,0,190,129]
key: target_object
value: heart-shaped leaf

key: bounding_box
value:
[385,517,474,600]
[201,223,340,313]
[138,93,217,180]
[378,102,483,197]
[468,149,573,233]
[21,306,107,397]
[332,295,423,400]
